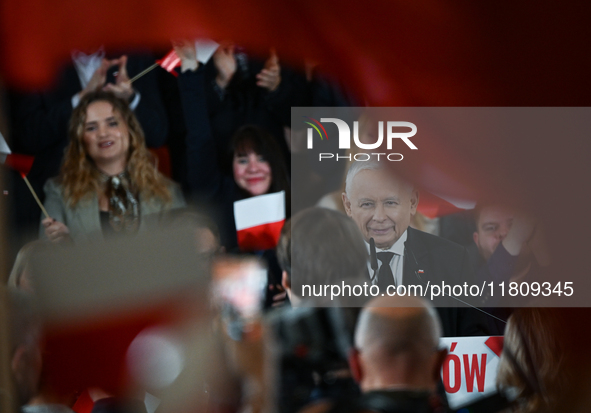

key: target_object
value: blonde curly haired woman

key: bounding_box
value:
[41,91,184,243]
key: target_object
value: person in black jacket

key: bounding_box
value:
[175,41,291,307]
[342,160,489,337]
[201,44,302,174]
[175,41,290,251]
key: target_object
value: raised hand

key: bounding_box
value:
[213,44,236,89]
[502,213,537,256]
[79,58,113,99]
[103,55,135,101]
[256,48,281,92]
[172,39,199,72]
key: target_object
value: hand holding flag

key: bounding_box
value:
[103,55,135,100]
[130,39,219,83]
[42,217,71,243]
[129,49,181,83]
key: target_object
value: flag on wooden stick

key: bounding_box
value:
[129,49,181,83]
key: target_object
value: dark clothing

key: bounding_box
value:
[178,67,285,307]
[179,65,292,250]
[326,390,443,413]
[475,243,537,335]
[90,398,147,413]
[403,227,490,337]
[438,210,477,248]
[177,65,241,249]
[477,243,518,290]
[7,53,168,239]
[201,53,301,174]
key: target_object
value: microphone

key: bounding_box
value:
[369,238,378,281]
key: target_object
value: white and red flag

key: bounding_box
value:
[234,191,286,252]
[157,49,181,76]
[1,132,46,216]
[0,132,34,177]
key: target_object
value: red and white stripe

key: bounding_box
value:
[234,191,286,251]
[1,132,34,176]
[157,49,181,76]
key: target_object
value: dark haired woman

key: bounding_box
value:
[175,42,290,308]
[175,42,290,251]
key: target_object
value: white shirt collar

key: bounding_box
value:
[364,229,407,286]
[374,229,407,256]
[365,230,408,257]
[71,47,105,89]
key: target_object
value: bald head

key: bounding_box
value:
[351,296,444,392]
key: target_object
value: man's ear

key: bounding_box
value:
[473,232,479,246]
[11,346,26,375]
[11,345,32,386]
[281,270,291,291]
[342,193,352,217]
[432,348,448,384]
[410,190,419,215]
[348,348,363,384]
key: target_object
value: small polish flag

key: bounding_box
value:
[1,132,34,177]
[157,49,181,77]
[234,191,286,252]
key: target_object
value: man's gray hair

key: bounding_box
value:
[344,160,383,195]
[345,160,413,195]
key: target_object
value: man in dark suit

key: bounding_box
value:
[341,160,488,337]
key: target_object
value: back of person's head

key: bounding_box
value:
[351,295,445,393]
[163,208,222,255]
[3,287,42,407]
[497,308,569,413]
[276,207,367,303]
[8,241,44,292]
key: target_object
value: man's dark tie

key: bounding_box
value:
[377,251,395,292]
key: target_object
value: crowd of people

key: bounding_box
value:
[0,41,586,413]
